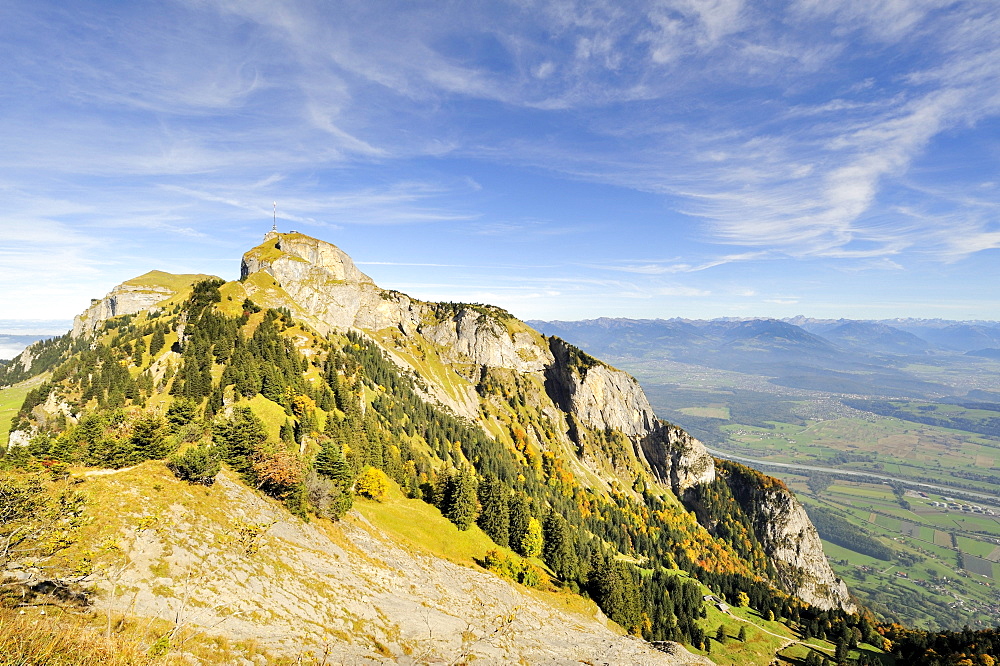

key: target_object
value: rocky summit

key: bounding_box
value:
[2,232,855,663]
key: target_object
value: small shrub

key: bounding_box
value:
[167,443,221,485]
[305,470,352,520]
[482,549,543,588]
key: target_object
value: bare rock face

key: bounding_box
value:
[720,462,856,613]
[243,233,554,376]
[544,337,716,494]
[241,232,414,333]
[73,284,173,337]
[645,424,717,495]
[420,309,553,374]
[71,271,211,338]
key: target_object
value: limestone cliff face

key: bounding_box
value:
[240,232,416,333]
[72,271,212,337]
[645,424,717,495]
[420,310,552,374]
[242,234,554,376]
[720,461,856,612]
[73,284,172,337]
[544,337,715,494]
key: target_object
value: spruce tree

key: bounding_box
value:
[166,398,198,432]
[213,406,268,477]
[508,493,532,555]
[280,420,295,444]
[444,468,478,530]
[149,328,165,357]
[542,509,578,582]
[476,476,510,547]
[130,412,171,462]
[313,437,354,519]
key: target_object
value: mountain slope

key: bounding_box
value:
[55,462,709,664]
[1,232,857,661]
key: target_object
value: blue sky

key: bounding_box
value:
[2,0,999,329]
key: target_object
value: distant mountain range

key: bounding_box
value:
[528,317,1000,399]
[785,317,1000,353]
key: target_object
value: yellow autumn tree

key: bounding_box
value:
[355,467,390,502]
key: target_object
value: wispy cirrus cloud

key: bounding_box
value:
[1,0,998,321]
[587,251,771,274]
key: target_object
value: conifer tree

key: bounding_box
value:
[130,412,171,462]
[590,555,641,632]
[508,493,532,555]
[543,509,578,581]
[444,467,478,530]
[212,406,268,477]
[166,398,198,432]
[280,420,295,444]
[149,328,165,357]
[476,477,509,547]
[313,437,354,519]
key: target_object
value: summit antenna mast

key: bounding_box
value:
[272,202,277,232]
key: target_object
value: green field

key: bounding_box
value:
[679,405,731,420]
[786,478,1000,629]
[0,374,47,448]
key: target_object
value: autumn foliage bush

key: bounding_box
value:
[355,467,390,501]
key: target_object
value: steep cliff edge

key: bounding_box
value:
[714,460,856,612]
[543,336,716,495]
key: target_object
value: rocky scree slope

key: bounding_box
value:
[67,463,710,665]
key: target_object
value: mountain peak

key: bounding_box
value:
[241,231,374,286]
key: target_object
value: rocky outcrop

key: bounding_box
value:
[420,309,552,374]
[544,337,716,494]
[242,234,554,375]
[644,424,717,495]
[72,271,209,337]
[240,232,416,333]
[720,461,856,612]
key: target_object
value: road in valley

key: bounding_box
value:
[706,448,1000,505]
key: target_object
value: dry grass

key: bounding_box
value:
[0,608,157,666]
[0,607,304,665]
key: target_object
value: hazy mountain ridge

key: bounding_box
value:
[0,232,859,662]
[529,316,1000,400]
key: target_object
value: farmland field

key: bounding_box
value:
[601,357,1000,630]
[788,478,1000,629]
